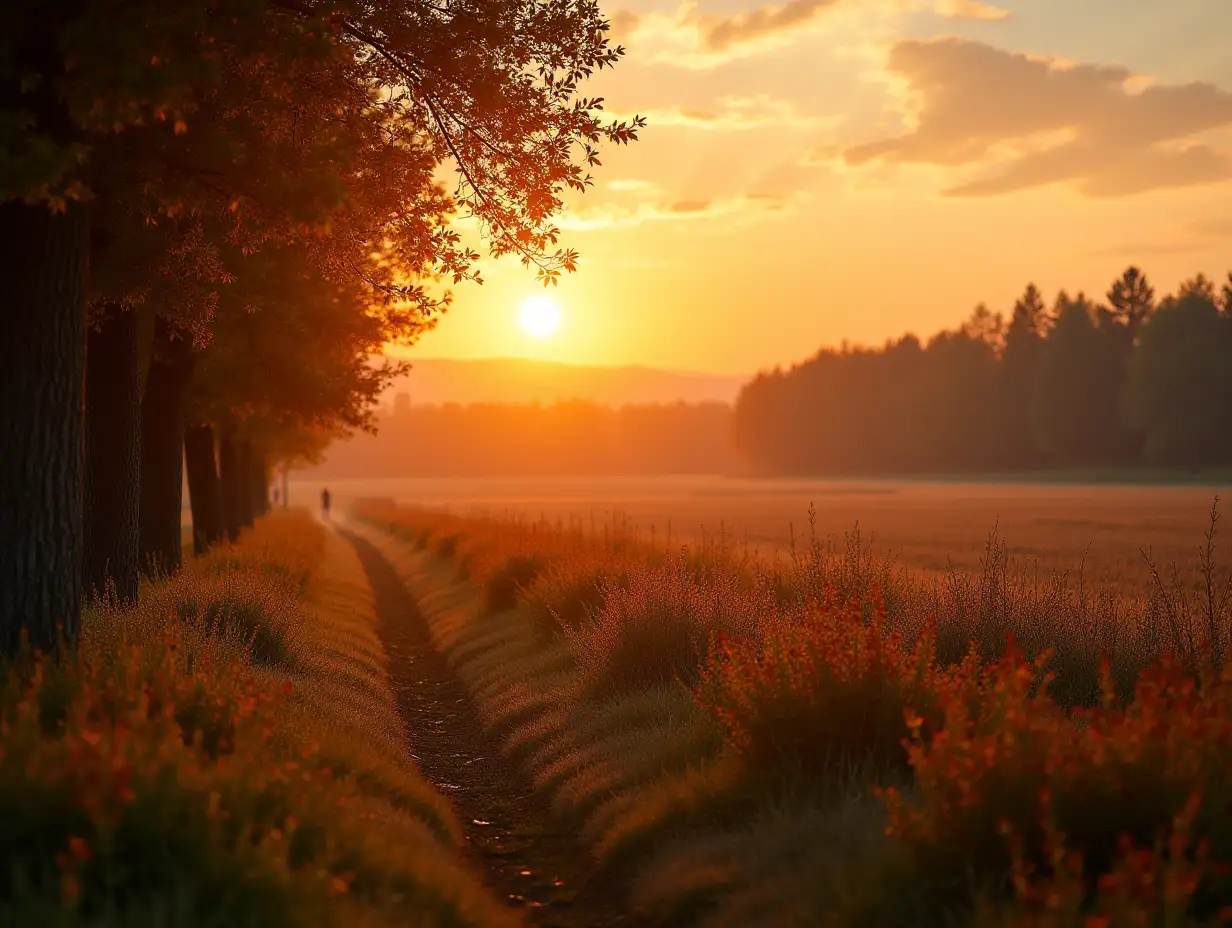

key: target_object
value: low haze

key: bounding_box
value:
[382,357,746,406]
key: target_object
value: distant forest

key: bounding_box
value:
[735,268,1232,476]
[308,399,734,477]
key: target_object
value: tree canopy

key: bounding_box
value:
[735,266,1232,477]
[0,0,641,654]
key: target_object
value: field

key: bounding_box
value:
[348,495,1232,926]
[14,481,1232,925]
[1,513,518,927]
[293,475,1232,597]
[40,476,1232,926]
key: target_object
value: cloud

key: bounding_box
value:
[1085,217,1232,260]
[1190,217,1232,240]
[609,2,839,67]
[558,194,794,231]
[607,178,662,194]
[700,0,842,52]
[1085,240,1210,260]
[839,38,1232,196]
[611,96,841,132]
[610,0,1009,69]
[933,0,1009,20]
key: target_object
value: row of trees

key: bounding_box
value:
[309,399,734,477]
[735,268,1232,475]
[1,2,640,655]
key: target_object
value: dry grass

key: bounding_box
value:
[1,512,517,928]
[295,475,1231,594]
[354,496,1232,928]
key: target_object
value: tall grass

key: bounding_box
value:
[355,495,1232,927]
[1,513,515,928]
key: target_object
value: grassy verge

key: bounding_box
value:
[1,512,517,928]
[353,500,1232,927]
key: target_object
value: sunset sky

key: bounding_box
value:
[407,0,1232,377]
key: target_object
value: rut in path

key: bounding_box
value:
[343,531,641,928]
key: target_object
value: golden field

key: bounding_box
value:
[293,476,1231,597]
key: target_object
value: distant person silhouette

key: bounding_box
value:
[321,487,332,520]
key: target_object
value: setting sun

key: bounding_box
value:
[519,296,562,338]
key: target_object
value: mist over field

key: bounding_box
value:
[291,474,1232,594]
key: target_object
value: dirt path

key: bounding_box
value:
[343,531,640,928]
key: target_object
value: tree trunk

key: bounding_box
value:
[184,424,224,556]
[138,316,196,577]
[83,302,141,603]
[235,439,255,529]
[218,434,243,542]
[281,466,289,509]
[0,200,89,657]
[250,446,269,518]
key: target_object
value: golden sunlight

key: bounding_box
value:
[519,295,562,338]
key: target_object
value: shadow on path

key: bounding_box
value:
[342,529,639,928]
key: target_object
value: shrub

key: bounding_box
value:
[0,640,336,925]
[483,553,544,614]
[434,533,461,558]
[1,512,514,928]
[694,597,969,786]
[564,560,760,699]
[150,571,305,672]
[879,651,1232,922]
[520,556,631,640]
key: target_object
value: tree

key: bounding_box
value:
[1124,290,1232,468]
[1178,273,1217,301]
[0,203,88,655]
[999,283,1048,468]
[1030,293,1128,467]
[184,423,225,556]
[1,2,640,653]
[138,317,198,576]
[182,243,405,545]
[1106,266,1155,334]
[83,304,141,602]
[961,303,1004,349]
[1,2,275,648]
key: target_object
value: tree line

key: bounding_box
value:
[308,398,734,478]
[1,2,640,656]
[735,268,1232,476]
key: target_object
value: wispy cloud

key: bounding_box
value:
[607,178,662,194]
[837,38,1232,196]
[558,193,796,231]
[932,0,1010,21]
[610,0,1011,68]
[610,96,842,132]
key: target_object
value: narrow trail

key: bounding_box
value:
[342,531,640,928]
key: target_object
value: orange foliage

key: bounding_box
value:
[695,597,970,782]
[357,499,1232,923]
[883,650,1232,920]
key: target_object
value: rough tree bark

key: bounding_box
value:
[0,201,89,657]
[249,446,269,518]
[138,316,196,576]
[184,424,224,556]
[83,302,141,603]
[218,433,243,542]
[235,438,255,529]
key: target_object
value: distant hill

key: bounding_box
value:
[381,357,746,407]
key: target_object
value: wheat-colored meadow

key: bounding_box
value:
[353,494,1232,926]
[295,475,1231,595]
